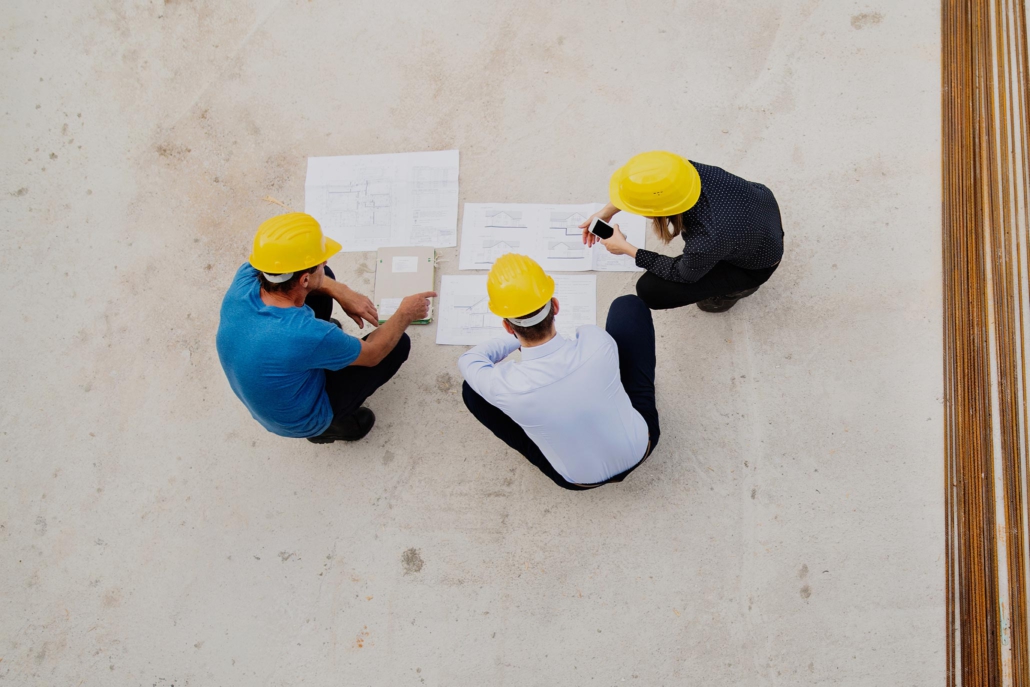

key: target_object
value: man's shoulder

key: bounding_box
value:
[575,324,614,342]
[573,325,618,355]
[231,262,259,285]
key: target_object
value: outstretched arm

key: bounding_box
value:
[351,291,436,367]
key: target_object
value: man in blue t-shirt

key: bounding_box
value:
[216,213,434,443]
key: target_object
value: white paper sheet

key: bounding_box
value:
[377,297,403,320]
[305,150,459,252]
[435,274,596,346]
[391,256,419,273]
[458,203,646,272]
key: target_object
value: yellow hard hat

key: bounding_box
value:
[487,254,555,319]
[248,212,342,274]
[609,151,701,217]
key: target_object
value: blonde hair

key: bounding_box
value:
[650,214,687,244]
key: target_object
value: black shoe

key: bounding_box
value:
[696,287,760,313]
[330,318,344,330]
[307,407,376,443]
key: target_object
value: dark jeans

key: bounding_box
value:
[636,261,779,310]
[306,266,410,422]
[462,295,659,491]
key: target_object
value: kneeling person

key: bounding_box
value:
[216,213,434,444]
[458,254,660,490]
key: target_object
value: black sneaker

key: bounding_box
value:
[696,287,760,313]
[307,407,376,443]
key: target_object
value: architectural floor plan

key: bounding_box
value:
[305,150,459,252]
[436,274,597,345]
[458,203,646,272]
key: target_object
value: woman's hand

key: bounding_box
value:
[599,224,637,259]
[579,203,619,247]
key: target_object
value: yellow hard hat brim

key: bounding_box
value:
[609,158,702,217]
[249,236,342,274]
[323,237,342,262]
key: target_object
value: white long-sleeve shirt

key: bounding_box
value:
[458,327,649,484]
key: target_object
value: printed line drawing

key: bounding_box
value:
[549,211,589,236]
[321,175,393,240]
[451,294,503,331]
[476,239,521,265]
[485,210,525,228]
[459,203,644,272]
[437,274,597,345]
[305,150,459,252]
[547,241,586,259]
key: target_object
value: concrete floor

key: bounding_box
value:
[1,1,942,684]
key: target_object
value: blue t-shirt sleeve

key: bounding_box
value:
[308,328,362,371]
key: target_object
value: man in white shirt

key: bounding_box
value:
[458,254,660,490]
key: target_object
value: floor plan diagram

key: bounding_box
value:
[459,203,646,272]
[305,150,459,252]
[436,274,597,345]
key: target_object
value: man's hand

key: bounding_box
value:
[398,291,437,323]
[335,284,379,329]
[579,204,618,248]
[599,224,637,258]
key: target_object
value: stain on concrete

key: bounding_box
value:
[436,372,454,392]
[750,488,757,500]
[851,12,883,29]
[155,142,191,160]
[11,187,28,196]
[102,589,122,608]
[402,548,423,574]
[800,584,812,599]
[34,516,47,535]
[798,563,809,579]
[278,551,295,563]
[382,450,395,465]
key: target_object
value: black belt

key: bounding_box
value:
[570,439,653,489]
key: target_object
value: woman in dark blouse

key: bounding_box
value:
[582,151,784,312]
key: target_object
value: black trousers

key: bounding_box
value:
[636,261,779,310]
[462,295,659,491]
[306,266,410,421]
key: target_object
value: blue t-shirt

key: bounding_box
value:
[216,264,362,438]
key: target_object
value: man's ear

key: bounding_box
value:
[552,298,560,316]
[502,319,514,336]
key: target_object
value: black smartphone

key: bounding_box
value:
[589,217,615,240]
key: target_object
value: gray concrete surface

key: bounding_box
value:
[1,1,943,684]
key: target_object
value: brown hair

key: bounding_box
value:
[506,301,556,344]
[650,214,687,244]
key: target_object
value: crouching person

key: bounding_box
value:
[216,213,434,444]
[458,254,659,490]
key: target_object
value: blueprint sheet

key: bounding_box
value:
[436,274,597,346]
[305,150,459,252]
[458,203,646,272]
